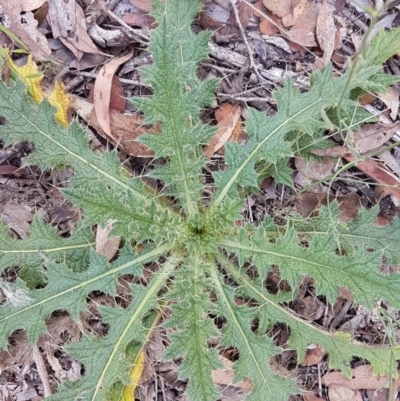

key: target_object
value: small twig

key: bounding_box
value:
[229,0,266,84]
[217,93,275,104]
[201,62,237,74]
[330,300,353,330]
[32,345,52,397]
[317,362,323,399]
[69,70,152,88]
[106,9,150,43]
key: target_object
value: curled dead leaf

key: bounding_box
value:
[69,95,158,157]
[204,104,242,158]
[315,0,336,69]
[94,50,134,143]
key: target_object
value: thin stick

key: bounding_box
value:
[229,0,266,84]
[32,345,52,397]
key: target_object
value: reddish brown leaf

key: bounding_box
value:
[358,93,376,106]
[263,0,291,18]
[295,192,367,222]
[344,154,400,201]
[69,95,158,157]
[300,345,326,366]
[88,75,125,113]
[94,50,134,143]
[0,165,23,175]
[303,394,325,401]
[323,365,400,390]
[204,104,242,158]
[129,0,152,13]
[328,385,362,401]
[121,12,155,28]
[286,2,320,48]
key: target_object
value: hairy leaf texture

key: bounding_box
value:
[0,216,93,286]
[0,79,182,242]
[46,258,177,401]
[293,203,400,265]
[220,226,400,308]
[0,1,400,400]
[222,256,400,377]
[132,1,219,217]
[0,243,169,348]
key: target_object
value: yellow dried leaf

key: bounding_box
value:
[1,48,69,125]
[121,351,145,401]
[48,80,69,126]
[6,54,44,103]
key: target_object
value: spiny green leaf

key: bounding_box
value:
[46,258,176,401]
[0,79,179,240]
[294,203,400,265]
[0,244,169,348]
[164,257,222,401]
[219,227,400,308]
[132,0,219,217]
[223,257,400,377]
[210,265,299,401]
[0,216,93,286]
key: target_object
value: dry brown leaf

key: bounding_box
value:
[129,0,152,12]
[2,200,32,238]
[315,0,335,69]
[20,0,47,11]
[199,2,230,30]
[300,344,326,366]
[295,192,367,222]
[237,0,252,28]
[69,95,157,157]
[286,2,320,48]
[353,122,400,154]
[33,1,49,26]
[89,75,126,113]
[379,86,399,120]
[311,146,349,158]
[282,0,308,27]
[296,295,325,320]
[47,1,108,66]
[121,11,155,28]
[295,156,336,181]
[374,184,391,203]
[0,1,51,59]
[94,50,133,143]
[259,12,281,35]
[323,365,400,390]
[312,123,400,157]
[212,355,253,390]
[303,394,325,401]
[358,92,376,106]
[204,104,242,158]
[328,384,362,401]
[96,219,121,262]
[263,0,291,18]
[344,154,400,201]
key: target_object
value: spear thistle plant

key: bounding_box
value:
[1,1,400,400]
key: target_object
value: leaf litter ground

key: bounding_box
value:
[1,1,400,400]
